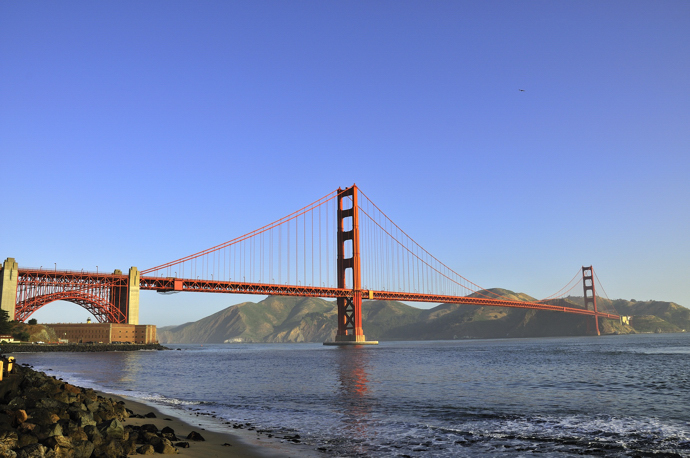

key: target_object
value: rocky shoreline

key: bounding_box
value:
[0,344,168,353]
[0,357,207,457]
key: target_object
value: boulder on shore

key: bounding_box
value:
[0,355,184,456]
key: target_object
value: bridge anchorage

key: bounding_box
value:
[1,184,620,340]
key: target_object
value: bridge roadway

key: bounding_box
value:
[6,267,619,323]
[141,276,620,320]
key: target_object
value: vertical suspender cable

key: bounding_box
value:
[319,204,321,286]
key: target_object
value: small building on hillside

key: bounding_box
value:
[47,323,157,344]
[0,335,15,343]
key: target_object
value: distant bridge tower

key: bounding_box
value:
[582,266,600,336]
[332,185,376,345]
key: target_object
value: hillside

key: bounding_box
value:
[157,291,687,344]
[157,296,424,344]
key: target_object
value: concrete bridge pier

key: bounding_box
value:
[0,258,18,320]
[127,267,140,325]
[109,267,140,324]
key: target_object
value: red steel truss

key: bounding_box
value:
[139,277,618,319]
[15,269,129,323]
[139,276,351,298]
[366,290,619,319]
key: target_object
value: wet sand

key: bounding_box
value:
[103,390,321,457]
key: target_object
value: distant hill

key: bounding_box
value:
[157,290,688,344]
[608,298,690,333]
[158,296,337,344]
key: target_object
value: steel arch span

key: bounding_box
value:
[15,291,126,323]
[13,268,131,324]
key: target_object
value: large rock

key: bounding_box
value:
[36,422,62,440]
[0,442,17,458]
[161,426,178,441]
[0,430,19,449]
[84,399,100,413]
[34,398,65,411]
[16,434,38,448]
[8,397,27,410]
[122,438,138,456]
[94,439,124,458]
[13,409,28,425]
[136,444,155,455]
[15,443,47,458]
[72,440,95,458]
[98,419,124,440]
[83,425,105,450]
[112,402,128,419]
[142,431,161,446]
[154,438,178,454]
[95,407,117,423]
[27,409,59,426]
[17,423,37,434]
[186,431,205,441]
[69,409,96,428]
[43,435,73,458]
[139,423,159,433]
[0,374,23,404]
[61,420,88,442]
[63,384,81,395]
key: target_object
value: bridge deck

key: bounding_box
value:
[139,276,620,320]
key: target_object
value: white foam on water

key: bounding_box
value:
[438,413,690,457]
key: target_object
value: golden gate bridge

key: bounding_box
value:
[0,185,619,342]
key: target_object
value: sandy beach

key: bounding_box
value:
[102,390,321,457]
[2,353,322,457]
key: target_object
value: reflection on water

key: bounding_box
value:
[113,352,141,384]
[81,351,143,385]
[334,347,373,444]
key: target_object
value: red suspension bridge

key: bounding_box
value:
[0,185,619,342]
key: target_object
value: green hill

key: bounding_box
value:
[157,290,688,344]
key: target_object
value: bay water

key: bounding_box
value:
[11,333,690,457]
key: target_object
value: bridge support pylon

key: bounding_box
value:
[326,185,377,346]
[582,266,600,336]
[0,258,19,320]
[109,267,140,324]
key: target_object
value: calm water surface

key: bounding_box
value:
[11,333,690,457]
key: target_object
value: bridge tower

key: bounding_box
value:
[582,266,600,336]
[332,185,377,345]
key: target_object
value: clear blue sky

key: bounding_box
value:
[2,1,688,327]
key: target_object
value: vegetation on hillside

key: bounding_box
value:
[0,311,58,342]
[157,290,688,344]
